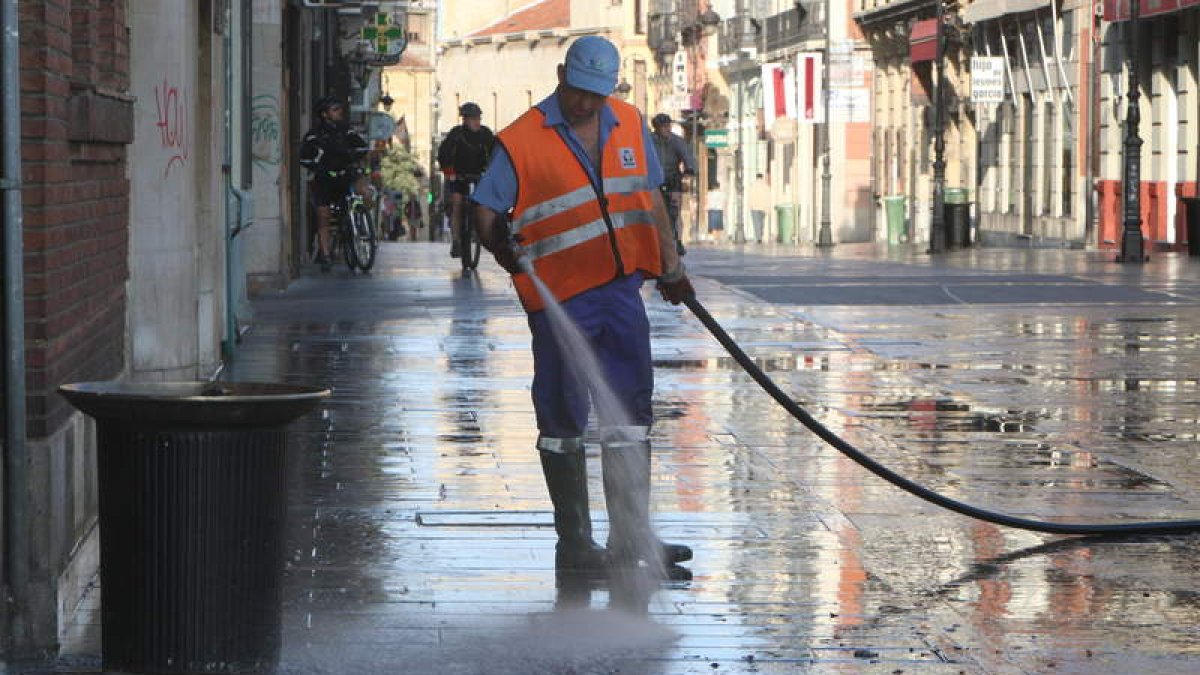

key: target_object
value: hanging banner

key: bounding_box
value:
[761,63,795,128]
[797,52,823,124]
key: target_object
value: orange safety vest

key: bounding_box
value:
[498,98,662,313]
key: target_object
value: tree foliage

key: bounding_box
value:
[378,145,423,200]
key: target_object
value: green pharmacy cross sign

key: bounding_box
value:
[361,13,405,56]
[704,129,729,148]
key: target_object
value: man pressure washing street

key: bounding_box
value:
[471,36,695,572]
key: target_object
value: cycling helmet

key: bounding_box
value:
[314,95,344,116]
[651,113,672,127]
[459,102,482,118]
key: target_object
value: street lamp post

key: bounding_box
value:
[1118,0,1146,262]
[817,0,834,247]
[928,0,947,254]
[732,2,752,246]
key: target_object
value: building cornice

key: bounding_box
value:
[853,0,935,28]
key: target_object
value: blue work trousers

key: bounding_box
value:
[528,274,654,439]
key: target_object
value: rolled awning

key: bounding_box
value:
[962,0,1051,23]
[910,18,937,63]
[1103,0,1200,21]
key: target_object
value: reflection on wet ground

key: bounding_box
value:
[49,242,1200,674]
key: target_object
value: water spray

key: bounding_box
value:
[517,251,681,584]
[683,296,1200,536]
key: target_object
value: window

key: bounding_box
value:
[1043,99,1055,215]
[1062,101,1074,217]
[1059,8,1075,62]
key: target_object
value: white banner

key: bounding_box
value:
[761,63,796,128]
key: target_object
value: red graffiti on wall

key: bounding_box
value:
[155,79,189,177]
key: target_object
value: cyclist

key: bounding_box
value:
[436,102,495,258]
[300,95,370,272]
[650,113,696,255]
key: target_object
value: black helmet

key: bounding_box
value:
[652,113,672,126]
[314,95,343,116]
[459,102,482,117]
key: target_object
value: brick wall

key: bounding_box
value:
[20,0,132,438]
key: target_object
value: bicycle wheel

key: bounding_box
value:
[351,204,377,272]
[461,212,481,271]
[341,215,359,271]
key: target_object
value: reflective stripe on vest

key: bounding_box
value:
[512,175,650,233]
[522,208,656,260]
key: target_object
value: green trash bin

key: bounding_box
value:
[882,196,906,246]
[775,204,795,244]
[943,188,970,248]
[944,187,969,204]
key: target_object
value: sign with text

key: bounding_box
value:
[829,89,870,123]
[970,57,1006,104]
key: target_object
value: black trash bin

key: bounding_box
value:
[1182,197,1200,257]
[944,188,971,249]
[58,381,329,674]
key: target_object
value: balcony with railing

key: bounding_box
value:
[765,1,825,50]
[719,2,825,56]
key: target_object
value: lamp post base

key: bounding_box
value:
[1116,228,1147,263]
[816,223,834,247]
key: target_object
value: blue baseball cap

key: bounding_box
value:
[563,36,620,96]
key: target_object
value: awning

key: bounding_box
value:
[1103,0,1200,21]
[909,18,938,63]
[962,0,1051,23]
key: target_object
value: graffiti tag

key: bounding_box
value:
[155,79,189,178]
[252,94,282,168]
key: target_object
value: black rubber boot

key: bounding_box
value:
[540,449,607,570]
[602,441,693,567]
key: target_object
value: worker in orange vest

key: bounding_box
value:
[472,36,694,574]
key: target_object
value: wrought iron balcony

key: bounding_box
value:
[648,12,681,55]
[719,2,825,55]
[765,1,825,51]
[717,15,757,56]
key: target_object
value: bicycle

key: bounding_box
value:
[455,174,482,272]
[329,185,377,272]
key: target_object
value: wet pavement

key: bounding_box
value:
[50,241,1200,673]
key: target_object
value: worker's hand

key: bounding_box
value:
[657,265,694,305]
[492,241,526,275]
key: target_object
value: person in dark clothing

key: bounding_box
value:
[650,113,696,255]
[299,95,369,271]
[436,102,495,257]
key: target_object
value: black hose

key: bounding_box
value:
[684,296,1200,535]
